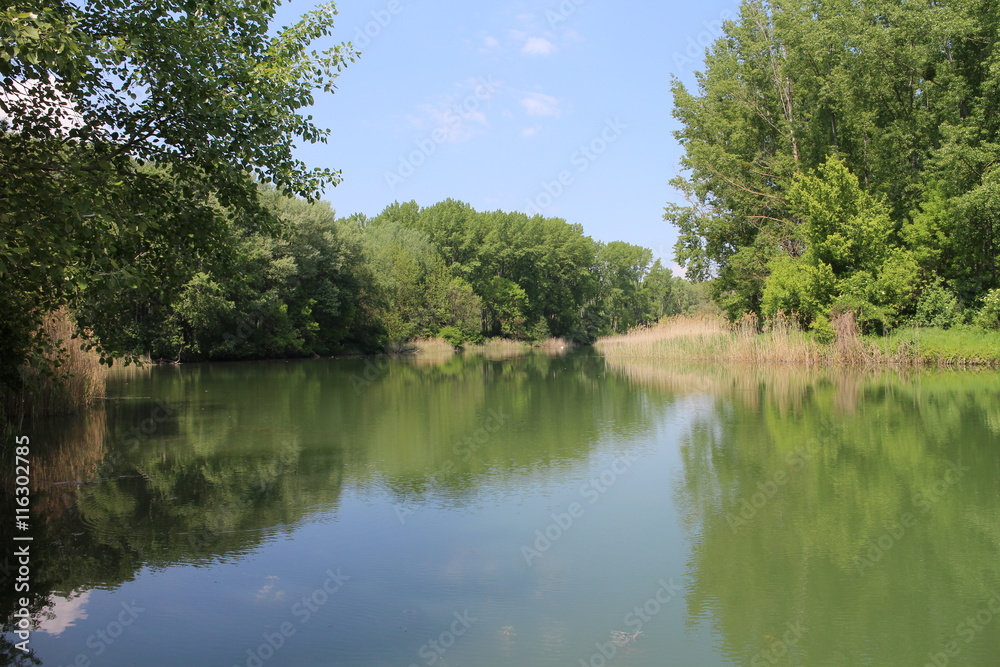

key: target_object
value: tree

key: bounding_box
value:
[594,241,654,334]
[372,201,603,343]
[641,260,674,320]
[667,0,1000,325]
[1,0,356,393]
[761,157,919,330]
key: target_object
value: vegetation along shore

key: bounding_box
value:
[5,0,1000,426]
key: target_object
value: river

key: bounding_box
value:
[6,351,1000,665]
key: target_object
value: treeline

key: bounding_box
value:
[1,0,360,412]
[84,194,708,361]
[668,0,1000,336]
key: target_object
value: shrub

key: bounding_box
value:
[973,289,1000,329]
[810,313,836,344]
[528,318,551,343]
[913,281,964,328]
[437,326,465,348]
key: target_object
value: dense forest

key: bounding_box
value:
[8,0,1000,416]
[1,0,357,404]
[667,0,1000,336]
[0,0,708,407]
[82,194,704,361]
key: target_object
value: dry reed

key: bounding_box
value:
[408,337,458,355]
[3,308,109,420]
[463,338,532,360]
[595,312,908,367]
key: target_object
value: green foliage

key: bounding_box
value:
[594,241,654,334]
[758,158,921,332]
[670,278,714,316]
[1,0,356,401]
[762,255,836,325]
[437,326,464,348]
[76,188,368,361]
[787,158,893,276]
[527,318,552,343]
[169,272,236,359]
[913,281,965,329]
[667,0,1000,329]
[809,313,836,345]
[371,200,660,343]
[74,194,664,361]
[973,289,1000,329]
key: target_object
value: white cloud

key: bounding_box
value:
[423,103,488,143]
[522,36,556,56]
[402,78,498,144]
[38,591,91,636]
[256,575,285,601]
[520,92,561,118]
[479,34,500,54]
[521,126,541,138]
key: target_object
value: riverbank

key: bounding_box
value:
[1,309,109,424]
[408,336,573,359]
[595,315,1000,367]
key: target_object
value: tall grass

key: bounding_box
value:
[596,313,824,364]
[881,326,1000,365]
[407,337,458,355]
[596,313,1000,367]
[463,337,532,360]
[1,308,109,421]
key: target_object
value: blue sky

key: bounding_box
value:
[275,0,740,268]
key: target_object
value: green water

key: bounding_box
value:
[5,352,1000,666]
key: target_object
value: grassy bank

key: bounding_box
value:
[596,315,1000,367]
[879,327,1000,365]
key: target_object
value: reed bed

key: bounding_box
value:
[594,312,987,367]
[463,338,532,360]
[407,337,458,355]
[595,313,829,364]
[2,308,109,420]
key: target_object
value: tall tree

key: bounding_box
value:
[1,0,356,389]
[667,0,1000,327]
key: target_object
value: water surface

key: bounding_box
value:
[5,352,1000,665]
